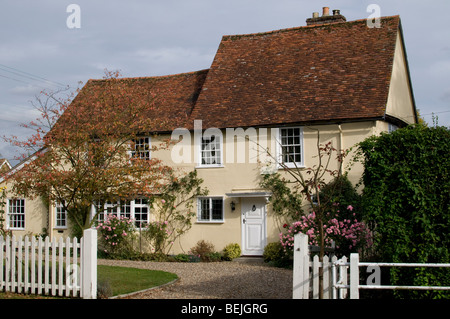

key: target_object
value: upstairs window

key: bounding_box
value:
[279,127,303,168]
[131,137,151,160]
[200,135,222,167]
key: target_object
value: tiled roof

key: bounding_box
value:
[190,16,401,129]
[71,69,208,133]
[72,16,404,132]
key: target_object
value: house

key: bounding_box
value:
[0,9,417,256]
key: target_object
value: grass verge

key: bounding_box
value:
[97,265,178,297]
[0,265,178,299]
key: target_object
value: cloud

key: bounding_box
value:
[9,85,42,96]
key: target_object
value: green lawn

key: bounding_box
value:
[97,265,178,297]
[0,265,178,299]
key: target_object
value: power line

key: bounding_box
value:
[0,63,67,89]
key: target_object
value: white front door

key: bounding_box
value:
[241,198,266,256]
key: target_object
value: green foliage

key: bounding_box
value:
[173,253,201,263]
[222,243,242,261]
[263,242,292,268]
[358,124,450,298]
[263,242,283,262]
[148,169,208,254]
[0,186,11,237]
[319,174,362,221]
[260,173,304,223]
[96,214,136,258]
[190,240,218,262]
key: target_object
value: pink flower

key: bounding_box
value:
[347,205,354,211]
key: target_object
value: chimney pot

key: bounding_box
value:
[306,7,346,26]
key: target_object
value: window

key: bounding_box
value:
[388,123,398,133]
[8,199,25,229]
[55,202,67,229]
[279,127,303,167]
[97,199,148,228]
[200,135,222,167]
[131,137,151,160]
[133,198,149,228]
[197,197,224,222]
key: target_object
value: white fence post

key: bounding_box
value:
[350,253,359,299]
[293,233,309,299]
[82,228,97,299]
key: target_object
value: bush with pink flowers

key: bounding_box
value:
[280,205,373,257]
[97,213,136,258]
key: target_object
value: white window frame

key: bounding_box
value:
[97,199,149,228]
[7,198,25,230]
[131,136,151,160]
[197,129,223,168]
[133,198,150,228]
[55,201,68,229]
[197,197,224,223]
[277,127,304,168]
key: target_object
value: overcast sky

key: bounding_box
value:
[1,0,449,163]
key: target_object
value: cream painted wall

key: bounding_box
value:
[0,182,49,238]
[151,120,384,254]
[385,32,416,125]
[1,119,391,254]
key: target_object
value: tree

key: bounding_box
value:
[2,70,183,234]
[260,129,356,298]
[358,124,450,298]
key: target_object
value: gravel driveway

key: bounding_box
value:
[98,259,293,299]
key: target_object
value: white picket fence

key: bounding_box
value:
[0,228,97,299]
[293,232,348,299]
[293,233,450,299]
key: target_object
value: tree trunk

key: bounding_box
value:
[318,216,325,299]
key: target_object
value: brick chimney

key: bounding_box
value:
[306,7,347,26]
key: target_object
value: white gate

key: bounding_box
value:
[293,233,347,299]
[293,233,450,299]
[0,228,97,299]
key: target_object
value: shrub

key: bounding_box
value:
[205,252,222,262]
[96,213,135,258]
[190,240,216,262]
[263,242,284,263]
[222,243,241,261]
[173,253,202,263]
[263,242,292,268]
[144,220,170,254]
[97,279,113,299]
[358,124,450,298]
[280,207,372,257]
